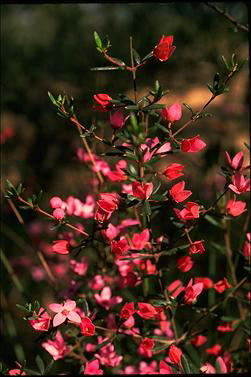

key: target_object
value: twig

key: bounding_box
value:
[205,2,248,33]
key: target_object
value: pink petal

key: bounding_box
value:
[67,311,81,323]
[64,299,76,311]
[232,151,244,170]
[53,313,66,327]
[193,283,203,296]
[49,303,63,313]
[156,142,172,154]
[101,286,111,300]
[228,184,241,195]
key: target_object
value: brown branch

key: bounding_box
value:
[205,2,248,32]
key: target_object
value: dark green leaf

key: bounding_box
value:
[183,103,194,114]
[142,51,154,62]
[110,57,126,66]
[48,91,59,107]
[35,355,45,375]
[16,304,31,313]
[181,354,191,374]
[44,359,54,375]
[132,48,141,64]
[204,214,221,227]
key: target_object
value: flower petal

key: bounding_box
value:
[64,299,76,311]
[53,313,66,327]
[49,303,63,313]
[67,311,81,323]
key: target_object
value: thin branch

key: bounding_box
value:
[205,2,248,33]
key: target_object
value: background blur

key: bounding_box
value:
[1,2,249,373]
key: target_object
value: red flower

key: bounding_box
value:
[111,237,129,259]
[80,317,95,336]
[120,302,135,319]
[206,344,222,356]
[181,135,206,153]
[226,195,247,217]
[214,278,231,293]
[174,201,200,221]
[169,181,192,203]
[93,93,113,112]
[161,103,182,123]
[153,35,176,62]
[216,357,227,373]
[191,335,207,347]
[228,172,250,195]
[189,240,205,255]
[83,359,103,375]
[217,322,233,332]
[159,360,173,374]
[141,338,155,352]
[137,302,158,320]
[162,163,184,180]
[110,110,129,129]
[177,256,194,272]
[95,192,120,222]
[194,277,213,289]
[52,240,71,255]
[168,344,183,365]
[132,181,153,200]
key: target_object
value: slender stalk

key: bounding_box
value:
[129,36,137,104]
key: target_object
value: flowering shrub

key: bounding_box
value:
[2,28,250,375]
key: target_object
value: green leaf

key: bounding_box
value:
[90,66,122,71]
[215,358,223,373]
[210,241,226,255]
[207,84,216,95]
[244,142,250,150]
[44,359,54,375]
[221,55,230,71]
[48,91,59,107]
[213,72,220,90]
[35,355,45,375]
[183,103,194,115]
[132,48,141,64]
[204,214,221,227]
[142,51,154,62]
[94,31,102,49]
[152,342,171,352]
[110,57,126,66]
[144,104,165,110]
[181,354,191,374]
[143,200,152,216]
[152,180,161,195]
[16,304,31,313]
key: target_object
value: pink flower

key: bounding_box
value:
[170,181,192,203]
[120,302,135,319]
[228,172,250,195]
[167,280,184,298]
[139,338,155,358]
[49,299,81,326]
[110,110,129,129]
[155,141,172,154]
[70,258,88,276]
[80,317,95,336]
[132,229,151,250]
[168,344,183,365]
[94,286,122,310]
[226,195,247,217]
[153,35,176,62]
[244,232,250,260]
[83,359,103,375]
[52,240,71,255]
[88,274,105,290]
[132,181,153,200]
[177,256,194,272]
[93,93,113,112]
[102,223,120,241]
[163,163,184,180]
[161,103,182,123]
[159,360,173,374]
[181,135,206,153]
[200,362,215,374]
[191,335,207,347]
[95,336,123,367]
[189,240,205,255]
[29,307,51,331]
[137,302,159,320]
[42,330,69,360]
[184,278,203,304]
[52,208,65,221]
[8,369,25,376]
[225,151,244,170]
[206,344,222,356]
[216,357,227,373]
[140,259,156,275]
[214,278,231,293]
[174,201,200,221]
[50,196,63,209]
[111,236,129,259]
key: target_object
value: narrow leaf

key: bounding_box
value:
[94,31,102,49]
